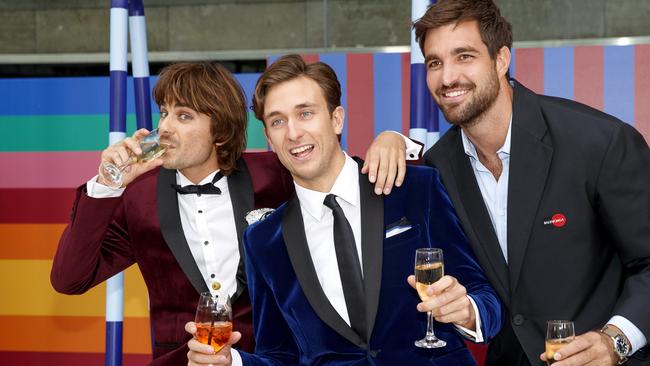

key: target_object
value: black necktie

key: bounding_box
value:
[323,193,367,341]
[171,171,224,196]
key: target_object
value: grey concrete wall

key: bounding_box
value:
[0,0,648,54]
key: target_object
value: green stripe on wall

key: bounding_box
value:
[2,112,267,152]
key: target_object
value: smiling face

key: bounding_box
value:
[262,76,345,192]
[424,20,507,127]
[157,103,218,183]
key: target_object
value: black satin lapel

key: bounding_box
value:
[449,140,511,300]
[356,159,383,340]
[157,168,208,295]
[508,85,553,293]
[282,195,366,348]
[227,158,255,303]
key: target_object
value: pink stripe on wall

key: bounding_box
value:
[574,46,604,111]
[0,151,101,188]
[634,45,650,144]
[401,53,411,135]
[514,48,544,94]
[346,54,374,158]
[301,54,320,64]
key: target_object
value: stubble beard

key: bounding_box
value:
[438,70,500,128]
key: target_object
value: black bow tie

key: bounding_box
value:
[171,171,224,196]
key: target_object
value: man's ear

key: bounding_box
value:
[263,128,275,152]
[495,45,511,78]
[332,106,345,135]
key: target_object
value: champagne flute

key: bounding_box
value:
[194,292,233,353]
[414,247,446,348]
[545,320,575,365]
[101,128,168,188]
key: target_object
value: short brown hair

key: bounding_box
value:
[414,0,512,59]
[153,62,247,175]
[252,54,341,123]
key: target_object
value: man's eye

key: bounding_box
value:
[300,111,313,119]
[179,113,193,121]
[459,54,473,61]
[271,118,284,127]
[427,60,441,69]
[160,111,168,118]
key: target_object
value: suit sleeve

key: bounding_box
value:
[595,123,650,341]
[50,185,136,294]
[426,169,504,342]
[238,229,299,366]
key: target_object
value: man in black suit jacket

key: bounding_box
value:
[413,1,650,365]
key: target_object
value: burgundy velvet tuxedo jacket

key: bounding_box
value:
[50,152,293,365]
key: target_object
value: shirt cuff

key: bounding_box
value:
[86,175,125,198]
[231,348,243,366]
[388,131,423,160]
[454,295,484,343]
[608,315,648,355]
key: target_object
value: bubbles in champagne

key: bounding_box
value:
[415,262,444,300]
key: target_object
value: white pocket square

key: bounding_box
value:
[385,225,413,239]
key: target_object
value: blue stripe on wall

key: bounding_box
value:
[320,53,348,149]
[509,48,516,78]
[373,53,402,137]
[236,73,263,109]
[0,74,260,117]
[604,45,635,125]
[438,110,452,138]
[544,47,574,99]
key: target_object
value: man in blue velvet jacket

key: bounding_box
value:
[186,54,502,366]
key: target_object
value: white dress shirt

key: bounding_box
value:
[460,122,647,354]
[87,170,240,298]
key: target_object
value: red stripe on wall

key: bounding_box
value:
[401,53,411,135]
[301,54,320,64]
[634,45,650,143]
[346,54,374,158]
[514,48,544,94]
[0,188,76,223]
[0,151,100,189]
[0,351,151,366]
[574,46,604,111]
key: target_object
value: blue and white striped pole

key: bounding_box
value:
[129,0,152,130]
[107,1,128,365]
[409,0,439,151]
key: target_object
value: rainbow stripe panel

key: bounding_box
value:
[1,44,648,365]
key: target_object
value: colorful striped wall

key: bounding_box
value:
[1,43,648,365]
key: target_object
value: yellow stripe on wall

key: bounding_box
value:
[0,315,151,354]
[0,259,149,318]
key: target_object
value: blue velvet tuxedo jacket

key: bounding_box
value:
[239,163,502,365]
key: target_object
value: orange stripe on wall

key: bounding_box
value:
[0,315,151,354]
[0,224,65,260]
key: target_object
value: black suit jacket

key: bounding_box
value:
[424,80,650,366]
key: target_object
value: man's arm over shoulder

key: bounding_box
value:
[423,167,503,341]
[50,183,135,294]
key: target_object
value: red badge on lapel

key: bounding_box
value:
[543,213,566,227]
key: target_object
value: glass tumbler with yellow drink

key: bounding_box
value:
[194,292,233,353]
[545,320,575,365]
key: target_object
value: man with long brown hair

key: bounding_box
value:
[50,61,408,365]
[414,1,650,366]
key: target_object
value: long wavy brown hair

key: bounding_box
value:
[153,62,247,175]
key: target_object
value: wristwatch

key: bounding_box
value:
[600,324,630,365]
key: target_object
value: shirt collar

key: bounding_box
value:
[461,116,513,160]
[176,169,228,193]
[294,152,360,222]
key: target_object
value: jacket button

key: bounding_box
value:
[369,350,379,358]
[513,314,525,326]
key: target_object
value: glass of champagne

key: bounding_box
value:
[545,320,575,365]
[101,128,168,188]
[194,292,233,353]
[414,247,446,348]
